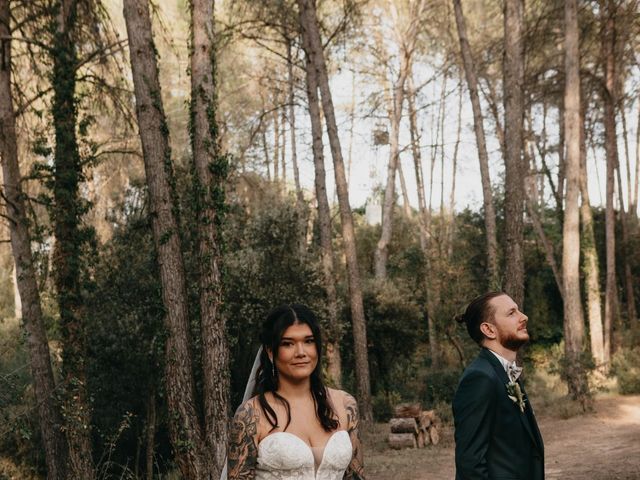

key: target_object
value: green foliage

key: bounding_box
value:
[371,390,401,422]
[611,347,640,395]
[423,368,461,406]
[224,189,328,408]
[341,279,424,408]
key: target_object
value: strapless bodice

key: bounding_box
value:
[255,430,352,480]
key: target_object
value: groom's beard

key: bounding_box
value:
[499,331,529,351]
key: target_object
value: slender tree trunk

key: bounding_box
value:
[297,0,372,421]
[302,34,342,387]
[0,4,67,477]
[453,0,499,287]
[632,101,640,216]
[558,102,566,207]
[408,76,438,365]
[273,105,280,183]
[145,388,156,480]
[375,53,410,279]
[615,159,637,325]
[347,70,356,189]
[49,1,94,476]
[503,0,525,306]
[602,0,617,368]
[621,105,632,211]
[123,0,209,477]
[562,0,589,405]
[397,160,412,217]
[280,105,287,184]
[446,82,463,258]
[374,0,425,279]
[262,125,272,181]
[190,0,229,475]
[287,39,304,205]
[579,97,605,369]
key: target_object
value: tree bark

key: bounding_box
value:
[301,31,342,387]
[50,1,95,476]
[374,0,425,279]
[408,76,438,366]
[145,388,156,480]
[562,0,589,405]
[123,0,209,477]
[632,101,640,215]
[615,157,637,326]
[190,0,229,476]
[297,0,372,421]
[0,3,67,477]
[602,0,617,368]
[286,38,304,206]
[453,0,499,288]
[446,82,463,259]
[397,159,412,218]
[503,0,525,306]
[579,97,605,369]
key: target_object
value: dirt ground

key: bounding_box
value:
[365,394,640,480]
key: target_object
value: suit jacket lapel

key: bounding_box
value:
[479,349,542,454]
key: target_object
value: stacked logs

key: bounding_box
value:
[387,403,440,449]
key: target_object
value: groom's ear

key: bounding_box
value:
[480,321,497,340]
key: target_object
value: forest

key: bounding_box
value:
[0,0,639,478]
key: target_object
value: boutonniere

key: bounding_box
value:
[506,381,526,413]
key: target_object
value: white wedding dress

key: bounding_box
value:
[255,430,352,480]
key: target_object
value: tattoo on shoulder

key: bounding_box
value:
[343,393,359,433]
[342,393,365,480]
[228,401,260,480]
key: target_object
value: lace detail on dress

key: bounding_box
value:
[255,430,352,480]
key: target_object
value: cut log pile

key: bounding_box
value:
[387,403,440,449]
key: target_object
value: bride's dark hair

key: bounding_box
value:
[255,304,339,432]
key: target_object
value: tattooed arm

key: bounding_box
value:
[228,399,260,480]
[343,393,365,480]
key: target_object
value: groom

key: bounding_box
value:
[452,292,544,480]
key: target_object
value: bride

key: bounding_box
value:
[227,304,365,480]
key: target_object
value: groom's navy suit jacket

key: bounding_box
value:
[452,348,544,480]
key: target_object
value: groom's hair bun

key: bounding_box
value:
[458,291,505,345]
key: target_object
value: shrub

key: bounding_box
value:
[611,347,640,394]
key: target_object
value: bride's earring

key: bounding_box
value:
[272,360,276,378]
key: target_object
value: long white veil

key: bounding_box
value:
[220,346,263,480]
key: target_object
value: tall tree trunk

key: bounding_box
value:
[123,0,209,477]
[397,160,412,217]
[297,0,372,421]
[446,82,463,259]
[453,0,499,287]
[0,4,67,477]
[374,0,425,279]
[615,158,637,325]
[579,97,605,369]
[503,0,525,306]
[374,53,410,279]
[262,125,272,181]
[632,101,640,216]
[287,38,304,205]
[620,105,632,211]
[408,75,438,365]
[50,1,94,476]
[280,105,287,184]
[273,104,280,183]
[190,0,228,475]
[562,0,589,405]
[602,0,617,368]
[302,33,342,387]
[145,388,156,480]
